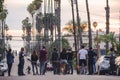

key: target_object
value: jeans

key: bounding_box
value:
[93,58,97,73]
[32,63,38,75]
[18,60,25,75]
[67,60,73,74]
[39,61,46,75]
[88,60,94,74]
[7,63,12,76]
[52,62,58,74]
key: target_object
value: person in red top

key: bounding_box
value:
[39,46,47,75]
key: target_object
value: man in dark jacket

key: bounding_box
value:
[88,47,96,75]
[51,48,59,75]
[39,46,47,75]
[67,48,73,74]
[6,48,14,76]
[18,47,25,76]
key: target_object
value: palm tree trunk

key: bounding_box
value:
[71,0,78,66]
[57,0,62,53]
[1,20,5,59]
[105,0,110,51]
[75,0,83,48]
[85,0,92,48]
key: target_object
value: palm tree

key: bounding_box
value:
[75,0,83,46]
[33,0,43,10]
[105,0,110,51]
[27,3,35,18]
[0,0,4,12]
[63,20,87,35]
[85,0,92,48]
[98,32,116,49]
[0,9,8,38]
[36,12,43,49]
[98,32,120,55]
[0,8,8,59]
[22,17,32,55]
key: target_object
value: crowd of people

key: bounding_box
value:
[5,45,116,76]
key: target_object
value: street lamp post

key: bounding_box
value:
[93,22,100,58]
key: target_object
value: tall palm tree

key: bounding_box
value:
[36,13,43,33]
[0,0,4,12]
[36,12,43,49]
[27,3,35,18]
[105,0,110,51]
[22,17,32,55]
[75,0,83,47]
[0,9,8,38]
[0,8,8,59]
[85,0,92,48]
[33,0,43,10]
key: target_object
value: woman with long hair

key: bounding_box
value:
[31,50,38,75]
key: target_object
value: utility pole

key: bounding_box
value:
[75,0,83,49]
[105,0,110,51]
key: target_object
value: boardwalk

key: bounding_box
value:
[0,55,120,80]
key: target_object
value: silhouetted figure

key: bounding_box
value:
[6,48,14,76]
[109,48,116,75]
[60,48,67,74]
[38,46,47,75]
[67,48,73,74]
[51,48,59,75]
[18,48,25,76]
[88,47,96,75]
[31,50,38,75]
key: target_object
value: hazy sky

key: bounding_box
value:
[4,0,120,33]
[3,0,120,51]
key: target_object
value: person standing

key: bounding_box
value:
[88,47,96,75]
[60,48,67,74]
[6,48,14,76]
[38,46,47,75]
[18,47,25,76]
[109,47,116,75]
[77,45,88,74]
[31,50,38,75]
[67,48,73,74]
[51,48,59,75]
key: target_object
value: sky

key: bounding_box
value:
[4,0,120,33]
[3,0,120,51]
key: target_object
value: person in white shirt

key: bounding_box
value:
[77,45,88,74]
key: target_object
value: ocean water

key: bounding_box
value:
[9,37,23,52]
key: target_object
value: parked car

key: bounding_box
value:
[0,59,8,76]
[96,55,110,75]
[115,56,120,76]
